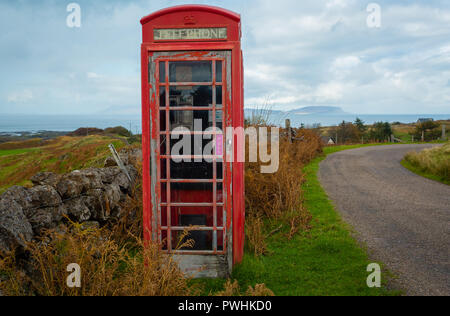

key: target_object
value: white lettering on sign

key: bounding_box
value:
[154,28,227,41]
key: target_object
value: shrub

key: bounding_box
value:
[411,121,442,141]
[0,224,194,296]
[244,128,321,252]
[368,122,392,142]
[104,126,132,138]
[216,280,274,296]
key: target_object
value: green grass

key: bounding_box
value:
[0,148,39,157]
[0,136,125,194]
[198,144,400,296]
[401,160,450,185]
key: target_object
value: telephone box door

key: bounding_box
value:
[149,51,232,277]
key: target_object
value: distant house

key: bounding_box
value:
[417,118,434,124]
[321,136,335,145]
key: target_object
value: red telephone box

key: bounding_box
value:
[140,5,244,278]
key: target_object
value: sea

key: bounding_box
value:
[0,113,449,134]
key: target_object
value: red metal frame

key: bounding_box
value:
[141,5,244,265]
[157,56,227,255]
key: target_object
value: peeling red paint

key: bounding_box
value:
[141,5,244,277]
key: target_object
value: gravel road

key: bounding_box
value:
[318,144,449,296]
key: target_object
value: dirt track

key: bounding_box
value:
[318,144,449,296]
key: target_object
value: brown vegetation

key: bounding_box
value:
[404,142,450,183]
[0,224,194,296]
[0,138,49,150]
[216,279,274,296]
[244,128,322,255]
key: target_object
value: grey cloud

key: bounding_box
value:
[0,0,450,115]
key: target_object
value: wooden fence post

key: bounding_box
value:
[286,119,292,144]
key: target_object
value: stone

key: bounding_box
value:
[85,189,108,221]
[15,186,66,234]
[0,186,33,210]
[67,169,103,192]
[64,197,91,222]
[56,178,83,199]
[28,185,62,209]
[113,171,132,191]
[98,167,122,184]
[105,184,122,209]
[25,205,67,234]
[0,198,33,252]
[30,172,61,188]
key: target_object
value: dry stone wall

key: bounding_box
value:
[0,148,142,253]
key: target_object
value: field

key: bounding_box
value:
[402,142,450,185]
[0,135,126,194]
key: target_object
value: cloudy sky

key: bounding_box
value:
[1,0,450,115]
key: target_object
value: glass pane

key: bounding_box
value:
[169,61,212,82]
[159,61,166,83]
[217,230,224,251]
[216,61,222,83]
[161,183,167,202]
[160,110,166,131]
[217,183,224,203]
[169,206,213,228]
[169,110,214,131]
[169,86,212,108]
[217,161,223,179]
[172,230,212,251]
[159,87,166,107]
[160,159,167,180]
[216,86,223,109]
[171,183,213,202]
[170,162,214,179]
[160,135,167,155]
[168,135,214,157]
[217,206,224,228]
[215,110,223,130]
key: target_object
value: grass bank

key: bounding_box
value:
[0,136,126,194]
[200,144,399,296]
[402,142,450,185]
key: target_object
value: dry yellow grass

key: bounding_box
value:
[244,129,322,254]
[0,223,195,296]
[404,142,450,183]
[216,280,274,296]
